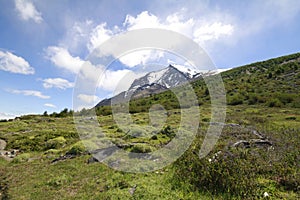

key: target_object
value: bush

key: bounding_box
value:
[66,142,86,155]
[228,94,243,105]
[130,144,153,153]
[12,153,32,163]
[173,148,259,197]
[248,93,258,105]
[160,125,175,137]
[129,127,147,138]
[45,136,66,150]
[275,93,295,104]
[267,98,283,107]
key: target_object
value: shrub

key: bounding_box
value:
[66,142,86,155]
[47,174,69,187]
[151,135,158,140]
[45,136,66,150]
[173,148,259,198]
[228,94,243,105]
[275,93,295,104]
[129,127,147,137]
[130,144,153,153]
[160,125,175,137]
[285,116,296,120]
[266,98,283,107]
[12,153,32,163]
[248,93,258,105]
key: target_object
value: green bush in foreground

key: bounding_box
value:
[173,148,259,198]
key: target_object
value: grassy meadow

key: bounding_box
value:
[0,53,300,199]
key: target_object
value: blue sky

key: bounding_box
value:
[0,0,300,119]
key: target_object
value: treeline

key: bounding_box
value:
[44,108,74,118]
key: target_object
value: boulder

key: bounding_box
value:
[0,139,6,150]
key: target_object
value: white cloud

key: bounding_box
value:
[87,23,115,52]
[62,20,94,54]
[48,11,235,97]
[9,89,50,99]
[44,103,56,108]
[42,78,74,90]
[0,51,35,74]
[46,46,84,74]
[90,11,234,67]
[119,50,164,68]
[124,11,161,30]
[77,61,137,93]
[49,11,235,72]
[123,11,233,43]
[0,112,16,120]
[98,69,135,92]
[77,94,100,104]
[15,0,43,23]
[193,22,234,42]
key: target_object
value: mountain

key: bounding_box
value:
[95,52,300,114]
[126,65,190,95]
[96,64,200,107]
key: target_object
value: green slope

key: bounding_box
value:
[0,53,300,199]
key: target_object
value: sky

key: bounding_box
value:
[0,0,300,119]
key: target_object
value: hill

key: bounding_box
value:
[0,53,300,199]
[95,52,300,116]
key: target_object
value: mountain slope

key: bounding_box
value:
[95,52,300,115]
[96,65,193,107]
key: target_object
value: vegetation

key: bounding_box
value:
[0,53,300,199]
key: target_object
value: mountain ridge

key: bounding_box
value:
[96,64,199,107]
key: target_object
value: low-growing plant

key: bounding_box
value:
[45,136,66,150]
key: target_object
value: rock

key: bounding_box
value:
[129,185,137,195]
[231,139,272,149]
[263,191,269,197]
[51,154,77,164]
[232,140,250,148]
[250,139,272,147]
[87,156,98,164]
[90,146,119,162]
[0,139,7,150]
[11,149,19,155]
[251,130,265,139]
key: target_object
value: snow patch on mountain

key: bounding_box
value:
[147,68,169,84]
[171,64,200,78]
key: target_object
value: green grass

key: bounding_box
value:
[0,106,299,199]
[1,53,300,199]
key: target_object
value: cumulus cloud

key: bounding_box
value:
[50,11,234,72]
[0,51,35,74]
[85,11,233,68]
[15,0,43,23]
[9,89,50,99]
[62,20,94,53]
[46,46,84,74]
[87,23,116,52]
[0,112,16,120]
[123,11,233,42]
[124,11,161,30]
[98,69,137,92]
[119,50,164,68]
[42,78,74,90]
[77,94,100,104]
[77,61,137,93]
[193,22,234,42]
[44,103,56,108]
[48,10,235,97]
